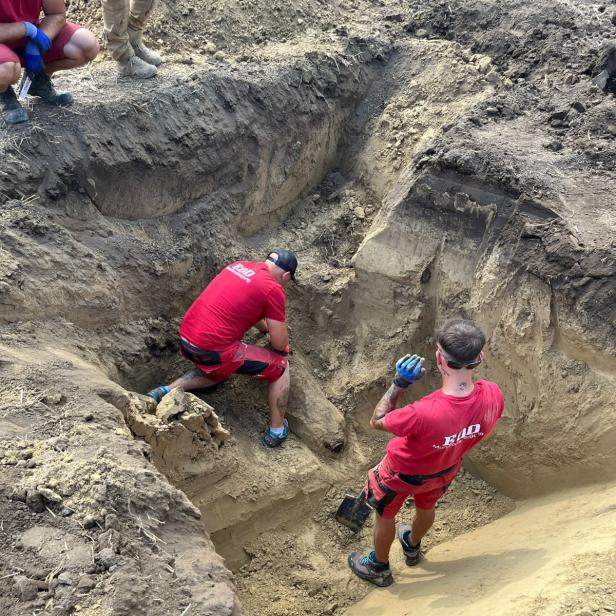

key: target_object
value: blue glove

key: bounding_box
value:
[23,22,52,53]
[393,354,425,388]
[24,42,45,75]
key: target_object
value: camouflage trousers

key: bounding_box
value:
[101,0,157,61]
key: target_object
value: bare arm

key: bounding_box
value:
[370,383,406,432]
[0,23,30,45]
[40,0,67,40]
[254,319,269,334]
[266,318,288,352]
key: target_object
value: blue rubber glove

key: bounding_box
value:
[24,41,45,75]
[393,354,425,388]
[23,22,52,53]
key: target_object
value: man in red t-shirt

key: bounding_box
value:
[0,0,99,124]
[147,249,298,448]
[348,319,504,586]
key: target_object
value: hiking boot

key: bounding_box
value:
[347,551,393,587]
[146,385,171,403]
[261,419,289,448]
[398,524,422,566]
[28,73,73,106]
[129,33,162,67]
[1,86,28,124]
[117,55,157,79]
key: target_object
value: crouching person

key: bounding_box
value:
[147,249,298,449]
[0,0,99,125]
[348,319,504,586]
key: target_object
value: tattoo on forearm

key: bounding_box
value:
[371,383,404,423]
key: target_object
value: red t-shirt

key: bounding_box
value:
[383,380,504,475]
[0,1,43,49]
[0,0,41,22]
[180,261,286,350]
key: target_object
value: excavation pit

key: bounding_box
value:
[2,3,616,614]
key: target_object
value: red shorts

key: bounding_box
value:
[0,22,82,66]
[180,338,288,384]
[365,455,461,519]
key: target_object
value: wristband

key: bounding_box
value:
[23,22,38,39]
[393,375,411,388]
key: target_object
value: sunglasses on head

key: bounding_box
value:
[438,347,483,370]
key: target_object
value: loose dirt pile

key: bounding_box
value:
[1,0,616,615]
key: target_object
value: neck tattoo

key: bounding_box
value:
[458,382,469,391]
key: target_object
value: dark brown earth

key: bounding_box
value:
[1,0,616,615]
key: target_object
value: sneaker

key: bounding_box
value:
[261,419,289,448]
[145,385,170,403]
[1,86,29,124]
[129,34,162,67]
[117,55,157,79]
[398,524,422,566]
[28,73,73,106]
[347,551,393,587]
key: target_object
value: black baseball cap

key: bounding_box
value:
[266,248,298,281]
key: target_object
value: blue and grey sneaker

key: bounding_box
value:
[145,385,171,403]
[398,524,422,566]
[347,550,393,587]
[261,419,289,448]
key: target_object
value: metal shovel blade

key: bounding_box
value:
[335,492,373,532]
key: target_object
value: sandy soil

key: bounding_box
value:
[346,482,616,616]
[1,0,616,614]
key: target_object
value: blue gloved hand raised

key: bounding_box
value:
[393,354,425,388]
[23,22,52,54]
[24,42,45,75]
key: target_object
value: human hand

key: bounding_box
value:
[24,42,45,75]
[23,23,52,54]
[393,354,425,388]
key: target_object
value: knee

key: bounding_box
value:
[84,35,100,62]
[72,30,100,64]
[0,62,21,88]
[81,31,100,63]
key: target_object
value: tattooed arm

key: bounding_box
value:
[369,383,406,432]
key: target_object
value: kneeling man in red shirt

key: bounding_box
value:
[348,318,504,586]
[147,249,297,449]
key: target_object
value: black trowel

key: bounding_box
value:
[335,490,373,532]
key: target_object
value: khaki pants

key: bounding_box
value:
[101,0,157,61]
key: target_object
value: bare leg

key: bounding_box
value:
[0,62,21,91]
[168,368,216,392]
[410,506,436,546]
[267,363,289,429]
[374,513,396,563]
[45,29,99,74]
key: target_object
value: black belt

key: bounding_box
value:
[398,464,457,486]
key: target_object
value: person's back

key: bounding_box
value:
[180,260,286,351]
[385,379,503,476]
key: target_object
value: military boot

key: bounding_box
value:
[1,86,28,124]
[129,32,162,66]
[28,73,73,106]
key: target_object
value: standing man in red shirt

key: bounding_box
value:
[147,249,298,448]
[348,319,504,586]
[0,0,99,125]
